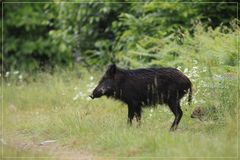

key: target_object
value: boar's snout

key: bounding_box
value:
[89,94,94,99]
[90,77,115,100]
[89,90,98,99]
[89,87,104,99]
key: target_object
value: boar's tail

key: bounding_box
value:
[188,85,192,105]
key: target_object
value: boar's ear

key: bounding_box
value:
[106,64,117,77]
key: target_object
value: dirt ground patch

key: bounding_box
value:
[3,134,99,160]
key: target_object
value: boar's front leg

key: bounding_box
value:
[135,106,142,126]
[127,102,141,126]
[127,104,135,125]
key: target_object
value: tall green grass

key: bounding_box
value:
[2,146,52,160]
[1,65,238,158]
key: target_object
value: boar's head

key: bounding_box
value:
[90,64,117,99]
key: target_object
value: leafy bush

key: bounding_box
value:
[113,21,239,70]
[2,1,238,72]
[3,3,73,72]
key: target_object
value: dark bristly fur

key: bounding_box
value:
[90,64,192,131]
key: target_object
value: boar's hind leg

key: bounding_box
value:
[168,100,183,131]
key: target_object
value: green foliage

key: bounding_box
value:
[2,1,238,71]
[3,3,73,72]
[114,22,239,70]
[54,2,129,67]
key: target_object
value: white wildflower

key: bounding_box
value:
[5,72,9,77]
[87,82,96,93]
[163,107,170,114]
[199,99,206,104]
[73,90,89,101]
[78,91,86,97]
[202,67,207,72]
[13,71,19,75]
[87,82,95,87]
[0,138,6,145]
[183,68,188,73]
[18,75,23,80]
[177,66,182,71]
[193,60,198,64]
[89,76,94,81]
[73,94,79,101]
[87,88,93,93]
[192,66,198,70]
[86,97,91,101]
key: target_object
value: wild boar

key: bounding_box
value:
[90,64,192,131]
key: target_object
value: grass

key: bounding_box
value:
[1,65,238,159]
[2,146,52,160]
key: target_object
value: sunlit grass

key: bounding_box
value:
[1,66,238,158]
[2,146,53,160]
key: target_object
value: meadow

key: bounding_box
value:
[1,63,238,159]
[1,3,239,158]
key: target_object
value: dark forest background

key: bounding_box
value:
[1,1,238,72]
